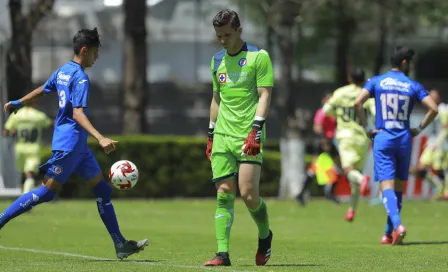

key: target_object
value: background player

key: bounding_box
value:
[297,92,339,206]
[414,90,445,198]
[354,46,438,245]
[205,9,273,267]
[3,101,52,194]
[1,27,148,259]
[323,68,375,222]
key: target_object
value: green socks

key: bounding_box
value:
[215,194,270,252]
[248,197,270,239]
[215,193,235,253]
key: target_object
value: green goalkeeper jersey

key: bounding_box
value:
[210,43,274,139]
[4,107,52,153]
[323,84,376,142]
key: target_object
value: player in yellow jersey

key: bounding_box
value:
[323,68,375,222]
[3,102,52,194]
[416,90,446,198]
[204,9,274,267]
[434,101,448,199]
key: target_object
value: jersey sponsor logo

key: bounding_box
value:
[57,71,71,86]
[238,58,247,67]
[218,73,227,83]
[379,77,410,92]
[79,79,88,84]
[53,165,63,175]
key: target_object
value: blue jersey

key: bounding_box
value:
[42,61,90,152]
[364,70,428,135]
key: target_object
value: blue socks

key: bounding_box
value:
[93,180,126,247]
[383,189,402,234]
[0,186,55,229]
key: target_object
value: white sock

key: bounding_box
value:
[347,170,363,185]
[23,177,36,194]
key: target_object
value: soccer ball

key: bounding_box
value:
[109,160,139,190]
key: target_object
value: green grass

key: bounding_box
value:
[0,199,447,271]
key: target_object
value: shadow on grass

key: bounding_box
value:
[403,241,448,246]
[89,259,162,263]
[241,264,324,267]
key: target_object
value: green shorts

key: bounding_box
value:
[338,139,370,170]
[16,150,40,174]
[211,133,263,182]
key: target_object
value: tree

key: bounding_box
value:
[123,0,148,133]
[7,0,54,101]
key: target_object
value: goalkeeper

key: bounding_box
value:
[204,9,273,267]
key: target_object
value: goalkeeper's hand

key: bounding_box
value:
[205,125,214,162]
[241,119,264,156]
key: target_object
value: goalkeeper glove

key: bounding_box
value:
[242,117,264,156]
[205,122,215,162]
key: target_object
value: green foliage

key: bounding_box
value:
[40,135,317,199]
[40,135,280,198]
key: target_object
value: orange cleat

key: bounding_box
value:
[392,225,407,245]
[345,208,355,222]
[360,175,371,196]
[204,252,231,266]
[381,234,392,244]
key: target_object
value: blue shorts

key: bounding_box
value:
[39,149,101,183]
[373,130,412,182]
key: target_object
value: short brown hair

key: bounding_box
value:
[212,9,241,29]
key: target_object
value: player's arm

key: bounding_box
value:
[313,110,325,136]
[3,113,17,136]
[3,85,44,113]
[242,50,274,156]
[412,95,438,136]
[354,89,371,128]
[322,95,337,117]
[72,76,117,154]
[206,58,221,161]
[73,108,104,141]
[434,129,447,149]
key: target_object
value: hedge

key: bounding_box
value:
[40,135,315,199]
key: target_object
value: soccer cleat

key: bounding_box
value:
[204,252,231,266]
[345,208,355,222]
[256,230,273,266]
[116,238,150,260]
[381,234,393,244]
[360,175,371,196]
[392,225,406,245]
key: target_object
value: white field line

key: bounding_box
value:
[0,245,251,272]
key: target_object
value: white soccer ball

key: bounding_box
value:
[109,160,139,190]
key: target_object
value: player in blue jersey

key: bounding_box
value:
[1,28,149,259]
[354,46,438,245]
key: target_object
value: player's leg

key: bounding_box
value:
[0,151,76,229]
[237,133,271,266]
[22,154,41,194]
[373,135,404,244]
[204,135,236,266]
[15,151,26,193]
[77,150,149,259]
[339,140,369,221]
[386,135,412,245]
[440,152,448,199]
[238,162,272,266]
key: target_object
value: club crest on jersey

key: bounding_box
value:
[238,58,247,67]
[218,73,227,83]
[53,165,63,175]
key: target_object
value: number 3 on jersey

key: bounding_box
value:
[59,90,66,108]
[380,93,410,121]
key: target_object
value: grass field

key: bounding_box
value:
[0,199,447,271]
